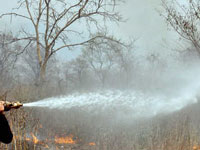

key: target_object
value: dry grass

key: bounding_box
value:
[1,87,200,150]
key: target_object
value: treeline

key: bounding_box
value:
[0,31,176,100]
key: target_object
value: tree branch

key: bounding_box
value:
[0,13,30,20]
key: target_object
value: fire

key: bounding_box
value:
[193,146,198,150]
[55,135,76,144]
[30,133,39,144]
[193,146,200,150]
[89,142,96,146]
[25,137,31,141]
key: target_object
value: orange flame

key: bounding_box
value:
[89,142,96,146]
[25,137,31,141]
[30,133,39,144]
[193,146,200,150]
[55,135,76,144]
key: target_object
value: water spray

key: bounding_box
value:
[3,101,23,111]
[20,89,199,119]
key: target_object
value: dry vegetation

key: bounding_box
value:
[1,0,200,149]
[1,86,200,150]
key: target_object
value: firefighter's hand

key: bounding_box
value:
[0,101,5,113]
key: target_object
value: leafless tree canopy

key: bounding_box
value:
[0,33,22,89]
[162,0,200,56]
[0,0,124,81]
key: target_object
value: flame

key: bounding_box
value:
[13,135,19,140]
[55,135,76,144]
[193,146,198,150]
[89,142,96,146]
[30,133,39,144]
[193,146,200,150]
[25,137,31,141]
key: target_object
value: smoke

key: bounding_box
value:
[23,47,200,123]
[22,61,200,145]
[24,57,200,119]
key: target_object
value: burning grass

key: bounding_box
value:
[1,98,200,150]
[12,131,96,150]
[54,135,76,144]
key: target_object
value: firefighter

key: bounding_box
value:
[0,101,13,144]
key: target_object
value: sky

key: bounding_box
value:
[0,0,177,61]
[115,0,177,56]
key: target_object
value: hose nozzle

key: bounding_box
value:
[4,101,23,111]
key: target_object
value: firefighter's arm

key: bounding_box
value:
[0,101,5,113]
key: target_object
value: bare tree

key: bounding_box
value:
[18,44,54,83]
[64,60,89,91]
[162,0,200,56]
[0,0,124,82]
[20,44,41,84]
[70,57,88,89]
[0,33,20,89]
[114,46,135,87]
[82,38,118,87]
[64,63,76,91]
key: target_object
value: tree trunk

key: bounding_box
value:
[40,64,46,82]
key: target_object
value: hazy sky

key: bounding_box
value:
[0,0,176,60]
[116,0,175,54]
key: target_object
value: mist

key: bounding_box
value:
[1,0,200,149]
[19,50,200,149]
